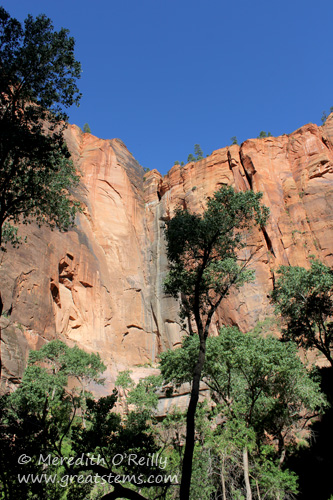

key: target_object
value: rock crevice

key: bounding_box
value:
[1,117,333,390]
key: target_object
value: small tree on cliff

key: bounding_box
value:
[194,144,203,160]
[163,185,269,499]
[83,122,91,133]
[0,7,82,249]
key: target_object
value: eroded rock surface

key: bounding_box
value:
[1,116,333,390]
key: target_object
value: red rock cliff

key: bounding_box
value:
[1,116,333,390]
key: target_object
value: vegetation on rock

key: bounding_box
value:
[83,123,91,134]
[257,131,272,138]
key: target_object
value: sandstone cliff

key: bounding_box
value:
[1,116,333,391]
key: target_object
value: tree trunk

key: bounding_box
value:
[255,479,261,500]
[179,336,206,500]
[325,349,333,368]
[221,457,227,500]
[278,432,286,467]
[0,292,2,380]
[243,446,252,500]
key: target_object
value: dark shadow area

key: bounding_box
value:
[286,367,333,500]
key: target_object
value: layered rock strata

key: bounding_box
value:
[1,116,333,390]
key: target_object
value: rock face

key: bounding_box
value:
[1,116,333,390]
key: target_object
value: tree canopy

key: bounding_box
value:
[0,7,82,248]
[163,185,269,499]
[0,340,106,499]
[0,342,172,500]
[164,186,269,338]
[271,259,333,367]
[0,333,330,500]
[160,326,326,499]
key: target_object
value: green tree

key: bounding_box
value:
[230,136,238,145]
[194,144,203,161]
[72,372,173,500]
[163,186,269,499]
[83,123,91,133]
[0,344,173,500]
[187,153,195,163]
[0,340,106,499]
[160,327,326,499]
[271,259,333,367]
[257,131,272,139]
[0,7,81,249]
[321,107,333,124]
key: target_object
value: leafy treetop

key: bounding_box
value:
[83,123,91,133]
[0,7,82,248]
[160,326,326,499]
[160,327,326,439]
[321,107,333,124]
[271,259,333,366]
[163,185,269,499]
[257,131,273,138]
[164,185,269,337]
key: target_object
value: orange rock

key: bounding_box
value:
[1,119,333,390]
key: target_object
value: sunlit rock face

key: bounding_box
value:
[1,116,333,390]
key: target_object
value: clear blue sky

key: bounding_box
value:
[3,0,333,174]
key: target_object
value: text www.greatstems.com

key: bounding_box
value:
[17,472,179,488]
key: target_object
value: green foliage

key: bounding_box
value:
[321,107,333,124]
[72,392,168,499]
[164,186,269,498]
[205,328,326,430]
[115,369,134,390]
[0,344,170,499]
[0,340,106,499]
[2,222,23,247]
[257,131,273,138]
[143,166,150,173]
[28,339,106,385]
[230,136,238,145]
[160,326,327,498]
[1,332,328,500]
[194,144,203,160]
[1,343,174,500]
[127,374,163,413]
[164,186,269,330]
[174,161,180,165]
[186,145,204,165]
[83,123,91,133]
[271,259,333,366]
[10,340,106,420]
[251,447,298,499]
[161,328,326,431]
[0,7,82,249]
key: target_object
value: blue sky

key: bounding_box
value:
[2,0,333,174]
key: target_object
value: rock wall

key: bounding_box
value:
[1,116,333,390]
